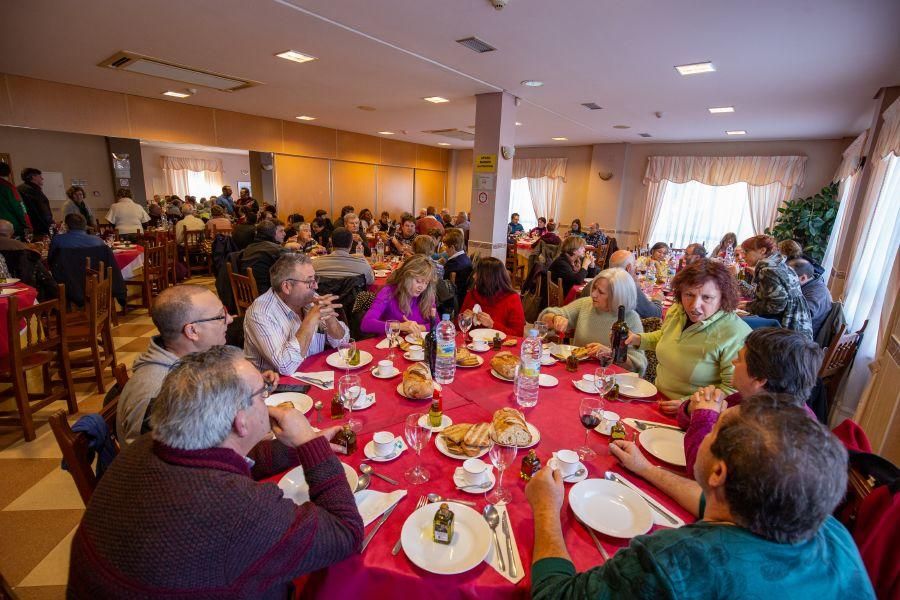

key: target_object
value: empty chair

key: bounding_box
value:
[124,244,167,309]
[65,272,117,393]
[227,263,260,317]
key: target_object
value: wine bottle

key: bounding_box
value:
[423,316,438,375]
[610,304,629,365]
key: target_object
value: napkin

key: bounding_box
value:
[355,489,407,526]
[485,504,524,584]
[375,337,391,349]
[292,370,334,390]
[613,473,685,528]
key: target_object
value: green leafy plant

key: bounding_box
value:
[766,182,839,263]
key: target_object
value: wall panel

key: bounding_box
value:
[380,139,417,168]
[414,169,446,213]
[377,166,414,218]
[274,154,330,219]
[215,110,282,152]
[332,161,376,216]
[283,121,337,159]
[128,96,217,146]
[416,144,444,171]
[336,131,380,164]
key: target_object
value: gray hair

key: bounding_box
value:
[150,285,210,346]
[608,250,635,270]
[592,268,637,313]
[343,212,359,224]
[181,204,194,215]
[270,252,312,289]
[151,346,252,450]
[298,222,311,233]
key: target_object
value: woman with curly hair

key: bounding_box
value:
[361,254,436,336]
[624,259,751,411]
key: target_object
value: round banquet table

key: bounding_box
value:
[270,337,694,598]
[112,245,144,280]
[0,282,39,356]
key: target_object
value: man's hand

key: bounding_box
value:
[305,294,341,326]
[609,440,653,476]
[525,463,565,515]
[658,398,683,415]
[268,406,318,448]
[261,370,279,388]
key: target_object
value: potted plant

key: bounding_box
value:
[766,182,839,263]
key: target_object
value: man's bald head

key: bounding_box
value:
[609,249,636,273]
[151,285,217,347]
[0,220,14,238]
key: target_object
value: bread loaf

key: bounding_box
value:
[402,362,433,399]
[492,408,533,446]
[456,347,480,367]
[439,422,492,456]
[490,351,520,380]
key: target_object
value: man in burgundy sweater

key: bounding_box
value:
[68,346,363,599]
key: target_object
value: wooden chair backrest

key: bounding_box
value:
[819,320,868,379]
[227,263,259,317]
[144,243,166,274]
[183,229,205,248]
[86,271,113,334]
[546,273,563,307]
[7,292,66,363]
[595,243,610,268]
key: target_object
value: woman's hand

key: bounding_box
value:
[688,386,725,414]
[583,342,609,357]
[399,318,423,336]
[475,312,494,328]
[624,332,641,347]
[657,398,683,415]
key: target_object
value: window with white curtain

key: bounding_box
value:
[185,169,224,199]
[648,180,756,249]
[509,178,539,230]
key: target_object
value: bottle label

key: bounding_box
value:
[436,342,455,358]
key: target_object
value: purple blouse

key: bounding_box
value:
[360,285,433,334]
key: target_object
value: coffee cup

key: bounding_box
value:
[555,449,580,476]
[541,347,551,360]
[581,374,596,386]
[471,338,489,351]
[376,359,395,376]
[462,458,489,485]
[598,410,620,435]
[373,431,398,457]
[408,347,424,360]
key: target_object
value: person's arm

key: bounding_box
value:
[501,292,527,337]
[556,260,587,291]
[609,440,702,517]
[636,285,663,318]
[362,264,375,285]
[624,311,647,375]
[682,388,725,474]
[713,330,744,396]
[360,287,392,334]
[244,310,305,375]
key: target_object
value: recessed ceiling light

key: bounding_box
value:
[613,125,631,129]
[437,142,451,146]
[295,115,316,121]
[675,61,715,75]
[378,131,395,135]
[275,50,317,64]
[163,91,190,98]
[551,137,568,141]
[708,106,735,114]
[515,122,522,126]
[423,96,449,104]
[726,130,747,135]
[521,80,544,87]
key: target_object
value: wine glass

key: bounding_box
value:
[458,312,473,345]
[594,365,615,398]
[577,397,605,460]
[486,426,518,505]
[337,338,357,377]
[403,413,432,484]
[385,320,401,361]
[339,374,362,432]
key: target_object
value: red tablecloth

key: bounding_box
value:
[268,338,692,598]
[0,283,39,356]
[112,245,144,279]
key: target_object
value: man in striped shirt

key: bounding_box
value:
[244,253,349,375]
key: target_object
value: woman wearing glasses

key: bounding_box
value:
[361,255,437,336]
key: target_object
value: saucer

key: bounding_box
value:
[538,374,559,387]
[350,393,376,411]
[549,455,588,483]
[540,356,557,366]
[363,438,407,462]
[572,379,600,394]
[466,343,491,353]
[370,366,401,379]
[453,467,497,494]
[403,352,426,361]
[418,413,453,432]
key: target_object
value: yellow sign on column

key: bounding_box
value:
[475,154,497,173]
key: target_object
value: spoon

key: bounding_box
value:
[456,481,492,491]
[313,401,323,424]
[563,468,587,482]
[482,505,506,573]
[360,463,399,485]
[355,472,371,493]
[426,492,476,508]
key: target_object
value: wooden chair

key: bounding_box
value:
[640,317,663,383]
[0,290,76,441]
[48,393,120,505]
[65,272,117,393]
[546,273,564,308]
[124,244,167,309]
[165,240,178,287]
[182,229,209,277]
[819,320,869,419]
[595,243,610,269]
[227,263,260,317]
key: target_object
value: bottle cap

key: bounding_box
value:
[441,314,450,321]
[528,329,538,337]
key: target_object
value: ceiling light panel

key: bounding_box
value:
[726,130,747,135]
[708,106,735,113]
[521,80,544,87]
[423,96,449,103]
[437,142,451,146]
[378,131,395,135]
[552,137,568,141]
[276,50,317,64]
[295,115,316,121]
[675,61,716,75]
[455,36,496,53]
[581,102,602,110]
[163,91,190,98]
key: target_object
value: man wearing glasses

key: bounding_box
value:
[244,253,349,375]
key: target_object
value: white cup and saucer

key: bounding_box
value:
[372,359,400,379]
[540,347,556,366]
[467,339,490,352]
[404,347,425,361]
[363,431,406,462]
[595,411,621,435]
[549,449,587,483]
[453,458,496,493]
[573,374,598,394]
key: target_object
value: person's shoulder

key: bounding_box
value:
[716,311,752,335]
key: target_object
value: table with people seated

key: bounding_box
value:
[270,335,694,597]
[0,281,38,355]
[112,244,144,279]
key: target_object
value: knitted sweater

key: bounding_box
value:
[68,435,364,599]
[540,297,646,375]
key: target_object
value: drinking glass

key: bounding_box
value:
[339,374,362,432]
[337,338,357,376]
[486,426,518,505]
[577,397,605,459]
[458,312,473,345]
[534,320,549,340]
[385,320,401,361]
[594,366,615,398]
[403,413,432,484]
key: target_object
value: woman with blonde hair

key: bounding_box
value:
[361,254,436,336]
[549,235,597,296]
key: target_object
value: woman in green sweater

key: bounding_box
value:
[625,259,751,411]
[539,268,646,375]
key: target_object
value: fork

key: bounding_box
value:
[296,375,331,387]
[392,495,426,555]
[632,420,683,433]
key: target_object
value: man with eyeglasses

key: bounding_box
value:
[244,253,349,375]
[117,284,277,444]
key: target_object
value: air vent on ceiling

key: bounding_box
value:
[423,128,476,141]
[581,102,603,110]
[98,51,258,92]
[638,133,652,138]
[456,37,496,53]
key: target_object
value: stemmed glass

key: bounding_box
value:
[339,374,362,432]
[458,312,473,346]
[594,365,615,398]
[577,397,605,460]
[385,320,401,362]
[486,426,518,505]
[404,413,432,484]
[337,338,357,377]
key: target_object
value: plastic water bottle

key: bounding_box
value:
[516,329,542,408]
[434,314,457,384]
[375,238,385,262]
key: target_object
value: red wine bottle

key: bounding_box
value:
[610,304,629,365]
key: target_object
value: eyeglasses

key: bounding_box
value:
[188,307,229,326]
[250,380,273,402]
[286,275,320,288]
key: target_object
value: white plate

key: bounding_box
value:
[456,354,484,368]
[350,392,376,411]
[497,422,541,449]
[278,462,358,505]
[540,355,557,366]
[469,328,507,343]
[395,381,442,401]
[402,351,426,361]
[265,392,313,414]
[363,437,407,462]
[0,278,21,286]
[400,502,492,575]
[405,334,425,345]
[614,374,658,399]
[453,467,496,493]
[326,350,374,370]
[418,413,453,432]
[490,368,514,382]
[539,373,558,387]
[374,270,391,278]
[572,379,600,394]
[435,434,489,460]
[549,343,590,362]
[639,427,686,467]
[370,366,401,379]
[548,455,588,483]
[466,343,491,353]
[569,479,653,538]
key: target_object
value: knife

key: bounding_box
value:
[361,499,401,552]
[577,517,609,561]
[501,510,517,578]
[632,419,683,432]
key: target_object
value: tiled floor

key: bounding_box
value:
[0,277,216,598]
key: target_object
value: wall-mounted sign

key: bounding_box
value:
[476,173,495,190]
[476,190,492,205]
[475,154,497,173]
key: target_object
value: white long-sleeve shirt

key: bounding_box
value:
[105,198,150,234]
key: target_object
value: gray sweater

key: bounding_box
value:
[116,336,179,444]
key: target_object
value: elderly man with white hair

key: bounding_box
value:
[69,345,363,598]
[588,249,663,319]
[174,202,205,243]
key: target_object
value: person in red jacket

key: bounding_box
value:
[460,256,526,337]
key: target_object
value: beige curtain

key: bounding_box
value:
[639,180,669,244]
[873,96,900,160]
[643,155,807,187]
[834,131,868,182]
[160,155,225,197]
[746,181,794,234]
[821,173,860,282]
[160,156,224,172]
[512,157,567,180]
[525,177,565,225]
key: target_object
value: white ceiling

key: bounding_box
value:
[2,0,898,148]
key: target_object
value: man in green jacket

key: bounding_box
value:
[526,395,874,599]
[0,163,29,238]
